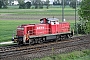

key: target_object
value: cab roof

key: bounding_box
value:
[47,18,59,21]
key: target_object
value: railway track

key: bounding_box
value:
[0,35,90,60]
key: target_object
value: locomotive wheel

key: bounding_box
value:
[31,40,35,45]
[35,38,39,43]
[18,38,23,45]
[38,38,43,44]
[37,38,40,44]
[40,40,43,44]
[17,41,23,45]
[67,34,72,39]
[42,37,46,42]
[64,35,68,39]
[29,39,35,45]
[56,35,60,42]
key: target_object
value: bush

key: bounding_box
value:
[82,50,90,55]
[19,2,31,9]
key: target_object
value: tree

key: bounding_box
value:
[78,0,90,34]
[18,0,31,9]
[0,0,8,8]
[0,1,3,8]
[45,0,50,9]
[8,0,14,5]
[18,0,25,9]
[53,0,60,5]
[33,0,41,9]
[32,0,44,9]
[3,0,8,8]
[25,2,31,9]
[69,0,81,9]
[69,0,76,9]
[61,0,67,8]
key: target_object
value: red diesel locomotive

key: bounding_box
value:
[12,18,73,45]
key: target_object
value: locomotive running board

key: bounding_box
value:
[29,31,71,38]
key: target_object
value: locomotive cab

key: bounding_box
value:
[40,18,59,24]
[47,18,59,24]
[40,18,47,24]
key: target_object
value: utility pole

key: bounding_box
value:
[75,0,78,35]
[62,0,64,22]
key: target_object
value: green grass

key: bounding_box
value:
[34,50,90,60]
[0,20,39,42]
[0,10,74,16]
[73,55,90,60]
[0,6,75,16]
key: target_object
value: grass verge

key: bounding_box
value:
[34,49,90,60]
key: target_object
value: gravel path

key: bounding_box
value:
[0,41,13,45]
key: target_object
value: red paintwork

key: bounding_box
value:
[33,24,49,35]
[17,26,24,36]
[17,24,49,36]
[49,24,58,34]
[17,22,70,36]
[48,22,70,34]
[16,18,71,42]
[58,22,70,33]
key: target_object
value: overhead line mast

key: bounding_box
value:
[62,0,64,22]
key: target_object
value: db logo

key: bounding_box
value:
[37,27,44,29]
